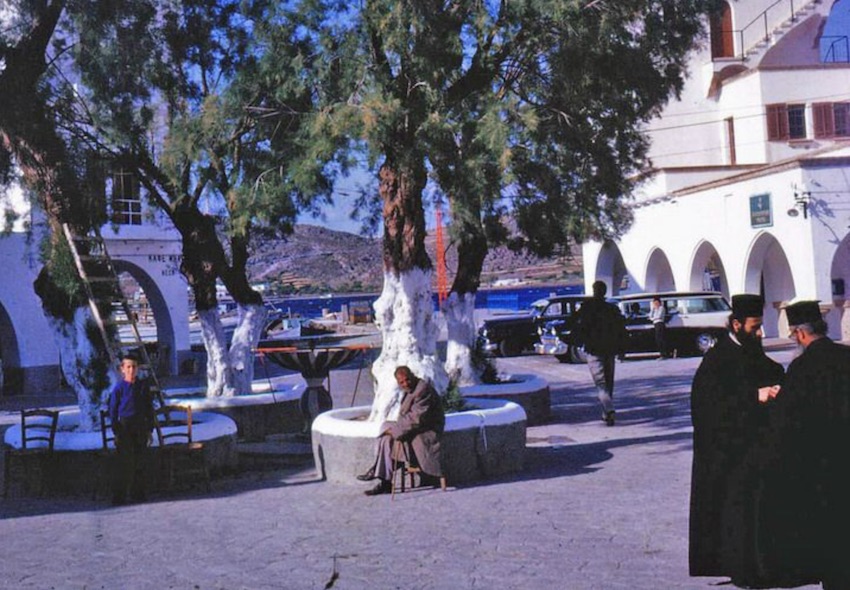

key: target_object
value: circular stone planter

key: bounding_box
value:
[311,398,527,486]
[3,409,239,496]
[461,373,550,426]
[164,381,306,441]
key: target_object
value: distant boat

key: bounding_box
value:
[264,316,302,339]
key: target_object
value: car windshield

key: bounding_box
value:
[672,297,731,313]
[530,299,549,317]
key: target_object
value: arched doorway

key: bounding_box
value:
[744,232,796,337]
[690,241,730,298]
[594,241,633,296]
[645,248,676,292]
[711,1,735,59]
[0,301,21,395]
[112,261,176,375]
[830,232,850,340]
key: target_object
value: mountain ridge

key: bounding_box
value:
[248,224,583,293]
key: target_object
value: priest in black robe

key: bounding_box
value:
[689,294,784,587]
[767,301,850,589]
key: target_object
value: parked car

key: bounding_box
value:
[537,291,731,362]
[476,295,589,357]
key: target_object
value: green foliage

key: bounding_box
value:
[36,238,88,320]
[441,379,469,414]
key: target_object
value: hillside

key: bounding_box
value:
[248,224,583,293]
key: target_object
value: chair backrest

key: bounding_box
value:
[154,405,193,446]
[99,410,116,450]
[20,409,59,451]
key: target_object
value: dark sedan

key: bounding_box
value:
[476,295,589,357]
[537,291,731,362]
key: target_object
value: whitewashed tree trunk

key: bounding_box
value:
[44,307,116,431]
[369,268,448,422]
[443,291,480,387]
[229,303,267,395]
[198,308,235,397]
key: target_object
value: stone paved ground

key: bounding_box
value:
[0,343,823,590]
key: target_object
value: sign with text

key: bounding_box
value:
[750,193,772,228]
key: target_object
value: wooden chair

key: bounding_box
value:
[153,405,210,492]
[3,409,59,497]
[390,440,447,500]
[91,410,117,500]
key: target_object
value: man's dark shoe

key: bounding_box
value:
[604,411,616,426]
[356,467,376,481]
[363,480,391,496]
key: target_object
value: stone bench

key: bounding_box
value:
[311,398,527,486]
[2,409,238,497]
[461,373,550,426]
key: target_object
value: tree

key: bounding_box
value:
[0,0,115,429]
[63,0,343,396]
[428,1,719,384]
[294,1,717,404]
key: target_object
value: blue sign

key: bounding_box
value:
[750,194,772,228]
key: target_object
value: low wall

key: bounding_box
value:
[461,374,550,426]
[311,398,527,486]
[165,383,305,441]
[3,409,239,497]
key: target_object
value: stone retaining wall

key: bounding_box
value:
[2,410,239,497]
[461,374,550,426]
[311,399,527,486]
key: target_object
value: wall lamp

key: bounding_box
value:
[788,189,811,219]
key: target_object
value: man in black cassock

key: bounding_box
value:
[689,294,784,588]
[767,301,850,589]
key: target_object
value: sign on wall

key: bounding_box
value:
[750,193,772,228]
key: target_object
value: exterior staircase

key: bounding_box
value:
[741,0,823,63]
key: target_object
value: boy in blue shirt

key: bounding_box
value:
[108,352,154,505]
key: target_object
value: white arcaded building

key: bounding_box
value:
[0,172,189,396]
[583,0,850,339]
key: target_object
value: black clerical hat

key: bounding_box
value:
[731,294,764,318]
[786,300,822,326]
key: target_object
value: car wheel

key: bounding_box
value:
[499,339,522,357]
[695,332,717,354]
[570,344,588,364]
[554,353,571,364]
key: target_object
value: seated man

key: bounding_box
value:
[357,366,445,496]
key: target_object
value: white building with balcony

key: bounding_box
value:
[583,0,850,339]
[0,169,189,396]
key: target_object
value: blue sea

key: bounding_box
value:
[262,284,583,318]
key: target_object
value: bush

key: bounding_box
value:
[441,380,469,414]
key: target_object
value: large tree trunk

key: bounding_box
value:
[229,302,267,395]
[444,216,488,386]
[370,158,447,422]
[44,308,115,430]
[34,266,114,431]
[174,206,265,396]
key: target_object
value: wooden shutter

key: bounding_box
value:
[813,103,834,139]
[766,104,788,140]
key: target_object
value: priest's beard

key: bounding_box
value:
[735,327,764,354]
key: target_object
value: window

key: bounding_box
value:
[813,102,850,138]
[766,103,807,140]
[710,2,735,59]
[110,169,142,225]
[787,104,806,139]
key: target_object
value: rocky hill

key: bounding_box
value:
[248,224,583,293]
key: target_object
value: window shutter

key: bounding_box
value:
[813,103,834,138]
[766,104,788,140]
